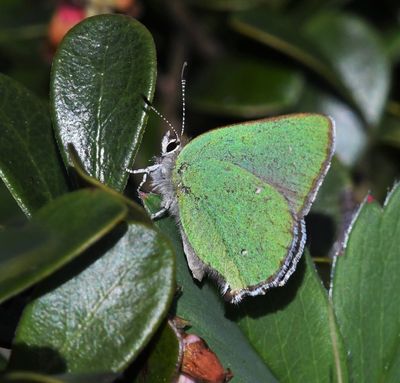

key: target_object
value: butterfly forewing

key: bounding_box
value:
[175,114,334,217]
[173,159,297,295]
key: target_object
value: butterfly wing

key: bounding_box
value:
[175,114,334,217]
[172,114,334,300]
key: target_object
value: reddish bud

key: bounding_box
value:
[181,334,233,383]
[48,4,86,47]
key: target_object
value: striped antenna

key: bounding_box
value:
[143,96,180,140]
[180,61,188,136]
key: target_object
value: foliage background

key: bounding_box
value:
[0,0,399,382]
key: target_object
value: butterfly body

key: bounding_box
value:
[139,114,334,303]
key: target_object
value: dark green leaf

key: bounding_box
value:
[231,253,348,383]
[131,321,181,383]
[308,158,353,258]
[332,182,400,382]
[143,193,277,383]
[51,14,156,192]
[0,179,26,228]
[1,371,117,383]
[379,110,400,149]
[190,57,303,118]
[0,352,7,371]
[67,144,152,226]
[296,85,367,166]
[303,12,390,126]
[0,74,69,217]
[231,10,390,125]
[11,222,175,373]
[383,27,400,63]
[0,189,128,304]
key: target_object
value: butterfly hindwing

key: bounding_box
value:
[171,114,334,300]
[173,158,299,296]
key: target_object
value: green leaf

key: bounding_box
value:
[308,158,353,258]
[383,27,400,63]
[131,321,181,383]
[296,85,367,166]
[0,189,128,304]
[51,14,156,192]
[1,371,117,383]
[302,12,390,126]
[231,253,348,383]
[143,193,277,383]
[190,57,303,118]
[0,179,26,228]
[379,110,400,149]
[332,183,400,382]
[67,144,152,226]
[0,353,7,371]
[11,222,175,374]
[231,10,390,125]
[0,74,69,217]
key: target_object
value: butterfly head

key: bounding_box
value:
[161,129,182,156]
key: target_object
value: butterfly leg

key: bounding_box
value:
[151,206,169,220]
[126,164,170,220]
[126,164,161,194]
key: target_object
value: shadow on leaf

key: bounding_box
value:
[226,255,306,320]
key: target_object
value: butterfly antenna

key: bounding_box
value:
[180,61,188,136]
[143,96,180,140]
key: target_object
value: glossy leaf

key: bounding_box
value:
[231,10,390,125]
[190,57,303,118]
[132,321,181,383]
[1,371,117,383]
[11,223,175,373]
[332,183,400,382]
[51,14,156,192]
[0,189,127,304]
[0,74,68,217]
[143,194,277,383]
[67,144,152,226]
[303,12,390,126]
[231,253,348,383]
[0,179,26,228]
[296,85,367,166]
[308,158,354,257]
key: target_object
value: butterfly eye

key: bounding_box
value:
[166,139,180,153]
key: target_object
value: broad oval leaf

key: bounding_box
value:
[144,194,277,383]
[0,189,128,304]
[0,179,26,227]
[51,14,156,192]
[190,57,303,118]
[0,74,69,217]
[332,183,400,382]
[231,253,348,383]
[303,12,390,126]
[231,10,390,125]
[131,321,182,383]
[296,85,367,166]
[11,222,175,373]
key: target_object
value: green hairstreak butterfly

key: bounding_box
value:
[130,65,335,303]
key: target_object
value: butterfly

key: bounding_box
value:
[129,64,335,303]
